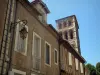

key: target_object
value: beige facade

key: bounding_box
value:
[60,39,85,75]
[0,0,85,75]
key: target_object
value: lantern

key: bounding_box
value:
[19,27,28,39]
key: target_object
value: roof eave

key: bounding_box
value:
[62,39,86,63]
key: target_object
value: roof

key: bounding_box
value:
[31,0,50,14]
[47,24,86,63]
[61,39,86,63]
[56,15,79,29]
[18,0,41,15]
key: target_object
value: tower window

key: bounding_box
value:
[68,21,72,26]
[69,30,73,39]
[59,32,62,37]
[58,23,62,29]
[63,21,66,27]
[65,31,68,40]
[72,44,75,48]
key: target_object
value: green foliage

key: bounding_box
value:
[85,62,100,75]
[85,63,96,75]
[86,63,96,71]
[96,62,100,75]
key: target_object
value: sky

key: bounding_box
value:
[29,0,100,66]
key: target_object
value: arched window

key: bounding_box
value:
[68,21,72,26]
[63,21,66,27]
[72,44,75,48]
[69,30,73,39]
[65,31,68,40]
[59,32,62,37]
[58,23,62,29]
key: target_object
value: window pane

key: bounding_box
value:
[58,23,62,29]
[65,31,68,40]
[17,25,27,53]
[33,34,41,70]
[46,43,50,64]
[34,36,40,57]
[63,21,66,27]
[69,30,73,39]
[55,50,57,63]
[68,21,71,26]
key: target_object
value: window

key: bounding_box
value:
[12,69,26,75]
[68,52,72,65]
[80,62,83,73]
[63,21,66,27]
[68,21,72,26]
[59,32,62,37]
[38,10,47,23]
[45,41,51,66]
[32,32,41,70]
[54,49,58,64]
[58,23,62,29]
[72,44,75,48]
[75,58,79,70]
[64,31,68,40]
[14,20,28,55]
[69,30,73,39]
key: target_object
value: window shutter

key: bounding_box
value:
[75,58,78,70]
[69,52,72,65]
[80,62,83,73]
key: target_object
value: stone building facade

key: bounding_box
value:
[0,0,85,75]
[56,15,81,54]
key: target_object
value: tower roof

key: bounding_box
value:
[56,15,79,29]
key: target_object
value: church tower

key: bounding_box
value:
[56,15,81,54]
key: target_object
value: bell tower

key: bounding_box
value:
[56,15,81,54]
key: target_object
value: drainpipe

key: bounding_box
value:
[7,0,17,74]
[0,0,11,58]
[58,35,61,75]
[0,0,13,74]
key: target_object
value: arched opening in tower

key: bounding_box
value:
[69,30,73,39]
[65,31,68,40]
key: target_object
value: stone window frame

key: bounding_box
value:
[54,48,58,65]
[45,41,51,67]
[32,31,41,71]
